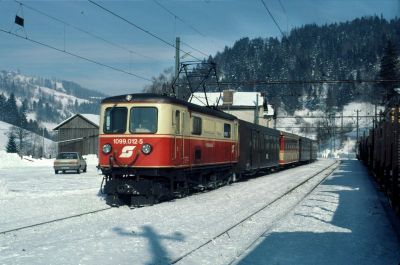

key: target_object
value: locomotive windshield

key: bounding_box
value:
[104,106,128,133]
[130,107,158,133]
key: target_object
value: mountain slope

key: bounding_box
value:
[0,70,106,131]
[212,16,400,113]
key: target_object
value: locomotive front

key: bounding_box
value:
[98,94,181,205]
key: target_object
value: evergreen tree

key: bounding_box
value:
[19,99,28,129]
[0,93,6,121]
[6,133,18,153]
[5,93,19,125]
[379,40,400,104]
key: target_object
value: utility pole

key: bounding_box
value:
[254,93,259,125]
[42,128,45,158]
[175,37,180,97]
[355,109,360,142]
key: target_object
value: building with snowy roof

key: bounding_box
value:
[53,113,99,155]
[190,90,275,127]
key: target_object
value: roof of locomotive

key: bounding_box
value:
[101,93,237,121]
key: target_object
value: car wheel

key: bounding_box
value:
[83,166,87,173]
[77,168,80,174]
[55,170,58,174]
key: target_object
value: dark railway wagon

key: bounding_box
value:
[358,107,400,213]
[299,137,312,162]
[236,119,280,175]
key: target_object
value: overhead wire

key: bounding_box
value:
[260,0,285,38]
[208,79,400,86]
[88,0,203,62]
[0,28,152,81]
[152,0,211,57]
[152,0,206,37]
[13,0,154,60]
[276,0,288,33]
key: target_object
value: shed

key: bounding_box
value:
[53,113,99,155]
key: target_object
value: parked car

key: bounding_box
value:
[54,152,87,174]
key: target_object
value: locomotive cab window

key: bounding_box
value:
[130,107,158,133]
[192,116,202,135]
[174,110,181,134]
[104,106,128,133]
[224,123,231,138]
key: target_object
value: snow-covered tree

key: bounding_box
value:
[379,40,399,104]
[6,133,18,153]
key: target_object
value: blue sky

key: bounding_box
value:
[0,0,399,95]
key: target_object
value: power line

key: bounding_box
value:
[0,28,152,82]
[152,0,206,38]
[88,0,203,62]
[14,0,154,60]
[260,0,285,37]
[276,0,288,33]
[208,79,400,86]
[152,0,212,58]
[181,41,209,57]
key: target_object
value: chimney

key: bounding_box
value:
[222,90,234,106]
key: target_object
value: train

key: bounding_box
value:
[357,107,400,213]
[98,93,317,206]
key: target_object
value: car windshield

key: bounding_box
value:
[57,153,78,159]
[104,106,128,133]
[130,107,158,133]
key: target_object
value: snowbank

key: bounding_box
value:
[0,151,98,169]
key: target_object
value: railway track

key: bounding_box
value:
[170,160,340,264]
[0,207,113,235]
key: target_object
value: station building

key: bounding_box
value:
[190,90,275,128]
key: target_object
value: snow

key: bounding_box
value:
[0,121,57,157]
[0,158,399,264]
[34,85,88,106]
[81,114,100,126]
[233,160,400,265]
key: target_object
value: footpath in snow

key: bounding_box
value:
[233,160,400,265]
[0,158,399,264]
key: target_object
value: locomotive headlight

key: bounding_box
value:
[142,143,152,155]
[102,144,112,154]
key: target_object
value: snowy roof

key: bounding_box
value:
[190,92,265,107]
[53,113,99,130]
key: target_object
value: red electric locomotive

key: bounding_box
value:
[99,93,239,205]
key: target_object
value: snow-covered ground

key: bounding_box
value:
[0,157,399,265]
[0,121,57,157]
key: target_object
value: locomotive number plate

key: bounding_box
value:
[113,138,144,145]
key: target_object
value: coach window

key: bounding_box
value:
[224,123,231,138]
[192,116,202,135]
[104,106,127,133]
[130,107,158,133]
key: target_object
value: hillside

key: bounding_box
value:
[0,70,106,134]
[212,16,400,113]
